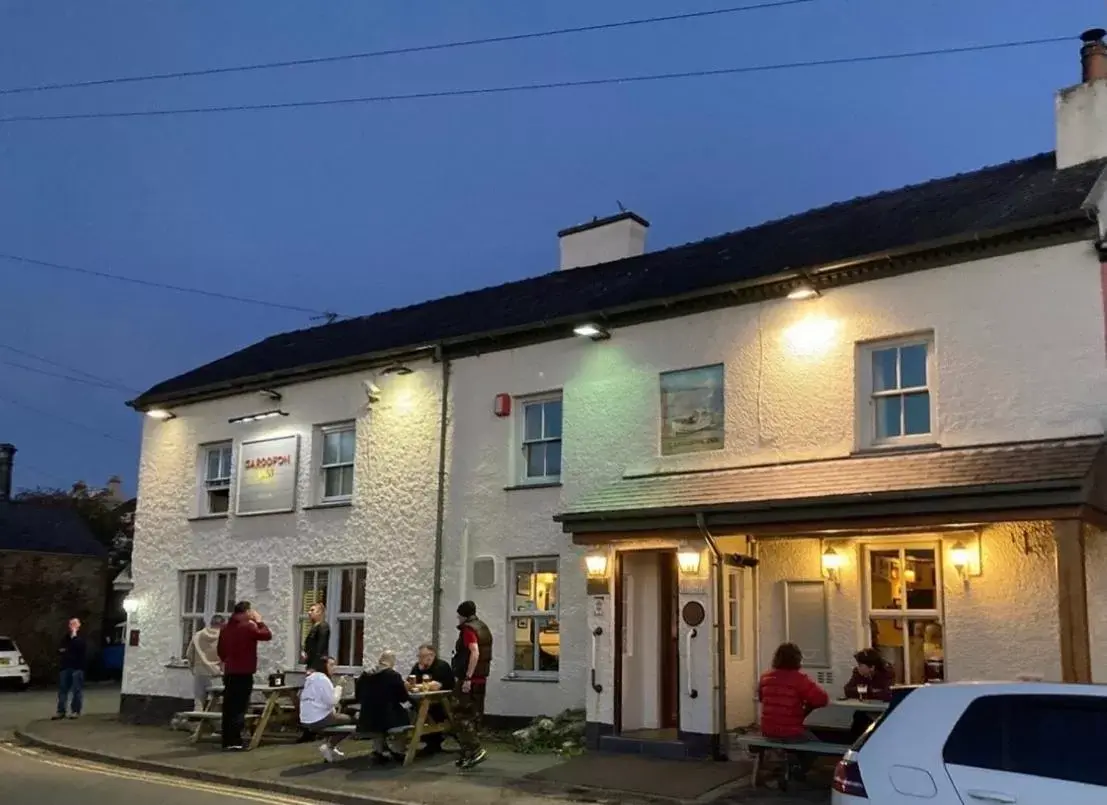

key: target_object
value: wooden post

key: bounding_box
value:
[1054,519,1092,683]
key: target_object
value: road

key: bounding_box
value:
[0,742,325,805]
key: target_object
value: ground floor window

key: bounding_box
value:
[864,543,945,684]
[508,557,559,676]
[296,565,367,669]
[180,569,236,658]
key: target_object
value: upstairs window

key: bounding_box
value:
[859,336,934,448]
[201,442,233,515]
[318,423,355,503]
[518,394,562,484]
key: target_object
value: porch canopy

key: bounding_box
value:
[555,436,1107,682]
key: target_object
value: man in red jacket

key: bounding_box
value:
[758,642,829,779]
[217,601,273,750]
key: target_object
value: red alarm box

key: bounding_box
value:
[493,393,512,417]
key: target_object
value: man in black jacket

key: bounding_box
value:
[408,643,454,755]
[53,617,87,720]
[297,602,331,742]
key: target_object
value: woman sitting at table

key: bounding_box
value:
[759,642,829,780]
[356,650,411,764]
[299,656,352,763]
[843,648,893,741]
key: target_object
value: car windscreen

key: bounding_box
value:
[850,685,919,751]
[0,638,15,652]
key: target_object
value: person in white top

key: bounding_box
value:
[298,655,352,762]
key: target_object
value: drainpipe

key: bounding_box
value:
[696,513,728,760]
[430,345,451,647]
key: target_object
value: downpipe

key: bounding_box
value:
[430,345,451,647]
[696,512,728,760]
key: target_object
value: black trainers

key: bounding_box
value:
[458,748,487,770]
[51,714,65,721]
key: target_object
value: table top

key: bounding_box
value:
[409,689,451,699]
[209,684,300,694]
[828,698,889,712]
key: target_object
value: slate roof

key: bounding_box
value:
[0,502,109,557]
[134,151,1106,407]
[557,437,1107,526]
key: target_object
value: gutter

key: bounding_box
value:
[695,512,728,760]
[128,211,1090,411]
[430,345,451,647]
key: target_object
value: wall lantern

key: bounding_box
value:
[573,323,610,341]
[145,409,176,421]
[822,547,844,585]
[677,546,702,576]
[122,596,139,615]
[585,553,609,580]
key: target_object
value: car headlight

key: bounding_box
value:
[17,655,24,664]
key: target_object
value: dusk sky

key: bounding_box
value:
[0,0,1098,495]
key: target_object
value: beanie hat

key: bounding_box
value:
[457,600,476,618]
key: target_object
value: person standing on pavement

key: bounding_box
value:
[451,600,492,769]
[217,601,273,751]
[53,617,87,720]
[297,602,331,743]
[185,614,225,710]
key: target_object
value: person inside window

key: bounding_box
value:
[356,650,410,764]
[844,647,894,741]
[298,655,351,763]
[758,642,829,780]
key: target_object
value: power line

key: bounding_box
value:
[0,359,127,391]
[0,0,814,96]
[0,392,132,445]
[0,341,140,393]
[0,36,1074,124]
[0,252,339,317]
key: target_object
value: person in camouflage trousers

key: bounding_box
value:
[451,600,493,769]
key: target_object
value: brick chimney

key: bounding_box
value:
[0,443,15,502]
[558,211,649,270]
[107,475,122,502]
[1057,29,1107,169]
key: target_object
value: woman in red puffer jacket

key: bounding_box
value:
[758,642,829,740]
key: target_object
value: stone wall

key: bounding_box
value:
[0,550,108,682]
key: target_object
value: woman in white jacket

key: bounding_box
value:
[299,656,352,762]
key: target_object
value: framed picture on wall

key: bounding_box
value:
[659,364,725,456]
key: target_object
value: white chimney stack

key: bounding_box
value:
[558,211,649,271]
[1056,28,1107,169]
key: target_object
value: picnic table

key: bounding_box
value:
[185,683,302,749]
[343,688,456,766]
[826,697,889,714]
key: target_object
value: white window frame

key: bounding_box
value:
[516,393,563,485]
[198,441,234,516]
[507,556,560,679]
[294,565,367,671]
[316,422,356,504]
[857,333,936,449]
[726,569,743,659]
[179,569,236,659]
[861,541,943,685]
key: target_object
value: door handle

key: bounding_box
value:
[966,791,1016,804]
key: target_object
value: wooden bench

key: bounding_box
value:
[734,734,849,789]
[174,710,260,743]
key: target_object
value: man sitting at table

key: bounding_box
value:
[409,643,455,756]
[843,648,893,741]
[299,655,352,763]
[356,650,410,764]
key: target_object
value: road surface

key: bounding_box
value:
[0,742,324,805]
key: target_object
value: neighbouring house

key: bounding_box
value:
[122,29,1107,756]
[0,444,109,682]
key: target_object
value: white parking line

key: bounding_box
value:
[0,743,325,805]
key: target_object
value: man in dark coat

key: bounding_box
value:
[451,600,492,769]
[298,602,331,742]
[356,650,410,763]
[408,643,455,755]
[53,617,87,720]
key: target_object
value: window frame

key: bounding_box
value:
[861,541,943,685]
[856,333,936,449]
[726,569,743,659]
[179,568,236,659]
[316,421,356,504]
[506,555,560,679]
[198,441,234,516]
[515,392,563,485]
[294,564,367,671]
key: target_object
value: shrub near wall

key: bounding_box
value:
[0,552,107,682]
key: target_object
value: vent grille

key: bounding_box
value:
[472,556,496,589]
[254,564,270,592]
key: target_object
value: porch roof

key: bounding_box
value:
[555,437,1107,535]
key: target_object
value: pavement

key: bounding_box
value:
[5,686,830,805]
[0,682,119,739]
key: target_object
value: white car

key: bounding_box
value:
[833,681,1107,804]
[0,636,30,688]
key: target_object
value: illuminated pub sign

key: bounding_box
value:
[236,435,299,515]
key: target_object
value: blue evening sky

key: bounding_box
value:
[0,0,1098,494]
